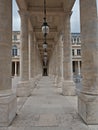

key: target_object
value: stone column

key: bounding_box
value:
[75,61,77,75]
[34,43,40,84]
[36,48,42,79]
[51,53,54,77]
[52,47,55,78]
[55,44,58,77]
[14,61,17,76]
[62,14,76,95]
[78,61,80,75]
[34,44,37,77]
[78,0,98,124]
[0,0,17,126]
[17,11,31,97]
[57,36,64,88]
[29,31,36,89]
[53,45,58,86]
[49,54,51,76]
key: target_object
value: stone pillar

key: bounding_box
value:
[34,44,37,77]
[78,61,80,75]
[49,51,54,78]
[34,43,40,84]
[52,47,55,78]
[0,0,17,126]
[53,45,58,86]
[55,44,58,79]
[14,61,17,76]
[57,36,64,88]
[17,11,31,97]
[78,0,98,124]
[29,31,36,89]
[36,48,42,79]
[62,14,76,96]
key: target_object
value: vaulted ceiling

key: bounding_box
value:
[16,0,75,60]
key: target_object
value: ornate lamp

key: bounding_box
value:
[42,0,49,36]
[44,49,47,56]
[43,35,48,49]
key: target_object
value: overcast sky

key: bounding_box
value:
[12,0,98,33]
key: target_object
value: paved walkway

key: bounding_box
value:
[1,77,98,130]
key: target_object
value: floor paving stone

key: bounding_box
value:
[1,77,98,130]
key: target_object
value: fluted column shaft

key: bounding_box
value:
[52,47,56,77]
[17,11,31,97]
[78,61,80,75]
[0,0,17,126]
[61,14,75,95]
[63,15,72,81]
[80,0,98,94]
[56,39,63,87]
[0,0,12,90]
[14,61,17,76]
[57,42,62,79]
[20,11,29,81]
[78,0,98,124]
[29,31,35,78]
[55,44,59,77]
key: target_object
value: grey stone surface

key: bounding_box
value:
[1,77,98,129]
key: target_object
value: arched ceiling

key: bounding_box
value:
[16,0,76,60]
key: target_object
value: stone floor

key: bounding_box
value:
[1,77,98,130]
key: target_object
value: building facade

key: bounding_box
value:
[12,31,82,77]
[12,31,20,77]
[71,33,82,76]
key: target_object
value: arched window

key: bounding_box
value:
[12,45,17,56]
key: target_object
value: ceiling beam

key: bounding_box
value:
[29,9,70,16]
[28,6,63,12]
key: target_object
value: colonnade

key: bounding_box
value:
[16,11,42,96]
[0,0,98,126]
[49,13,75,95]
[0,0,42,126]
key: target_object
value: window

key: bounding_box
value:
[77,37,81,45]
[72,38,75,45]
[12,45,17,56]
[14,35,17,41]
[74,37,76,43]
[77,49,81,56]
[72,49,75,56]
[77,37,79,43]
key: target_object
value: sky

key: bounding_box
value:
[12,0,98,33]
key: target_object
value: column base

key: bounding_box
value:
[62,80,76,96]
[57,77,63,88]
[78,92,98,124]
[17,81,31,97]
[0,90,17,126]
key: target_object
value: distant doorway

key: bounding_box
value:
[43,68,48,76]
